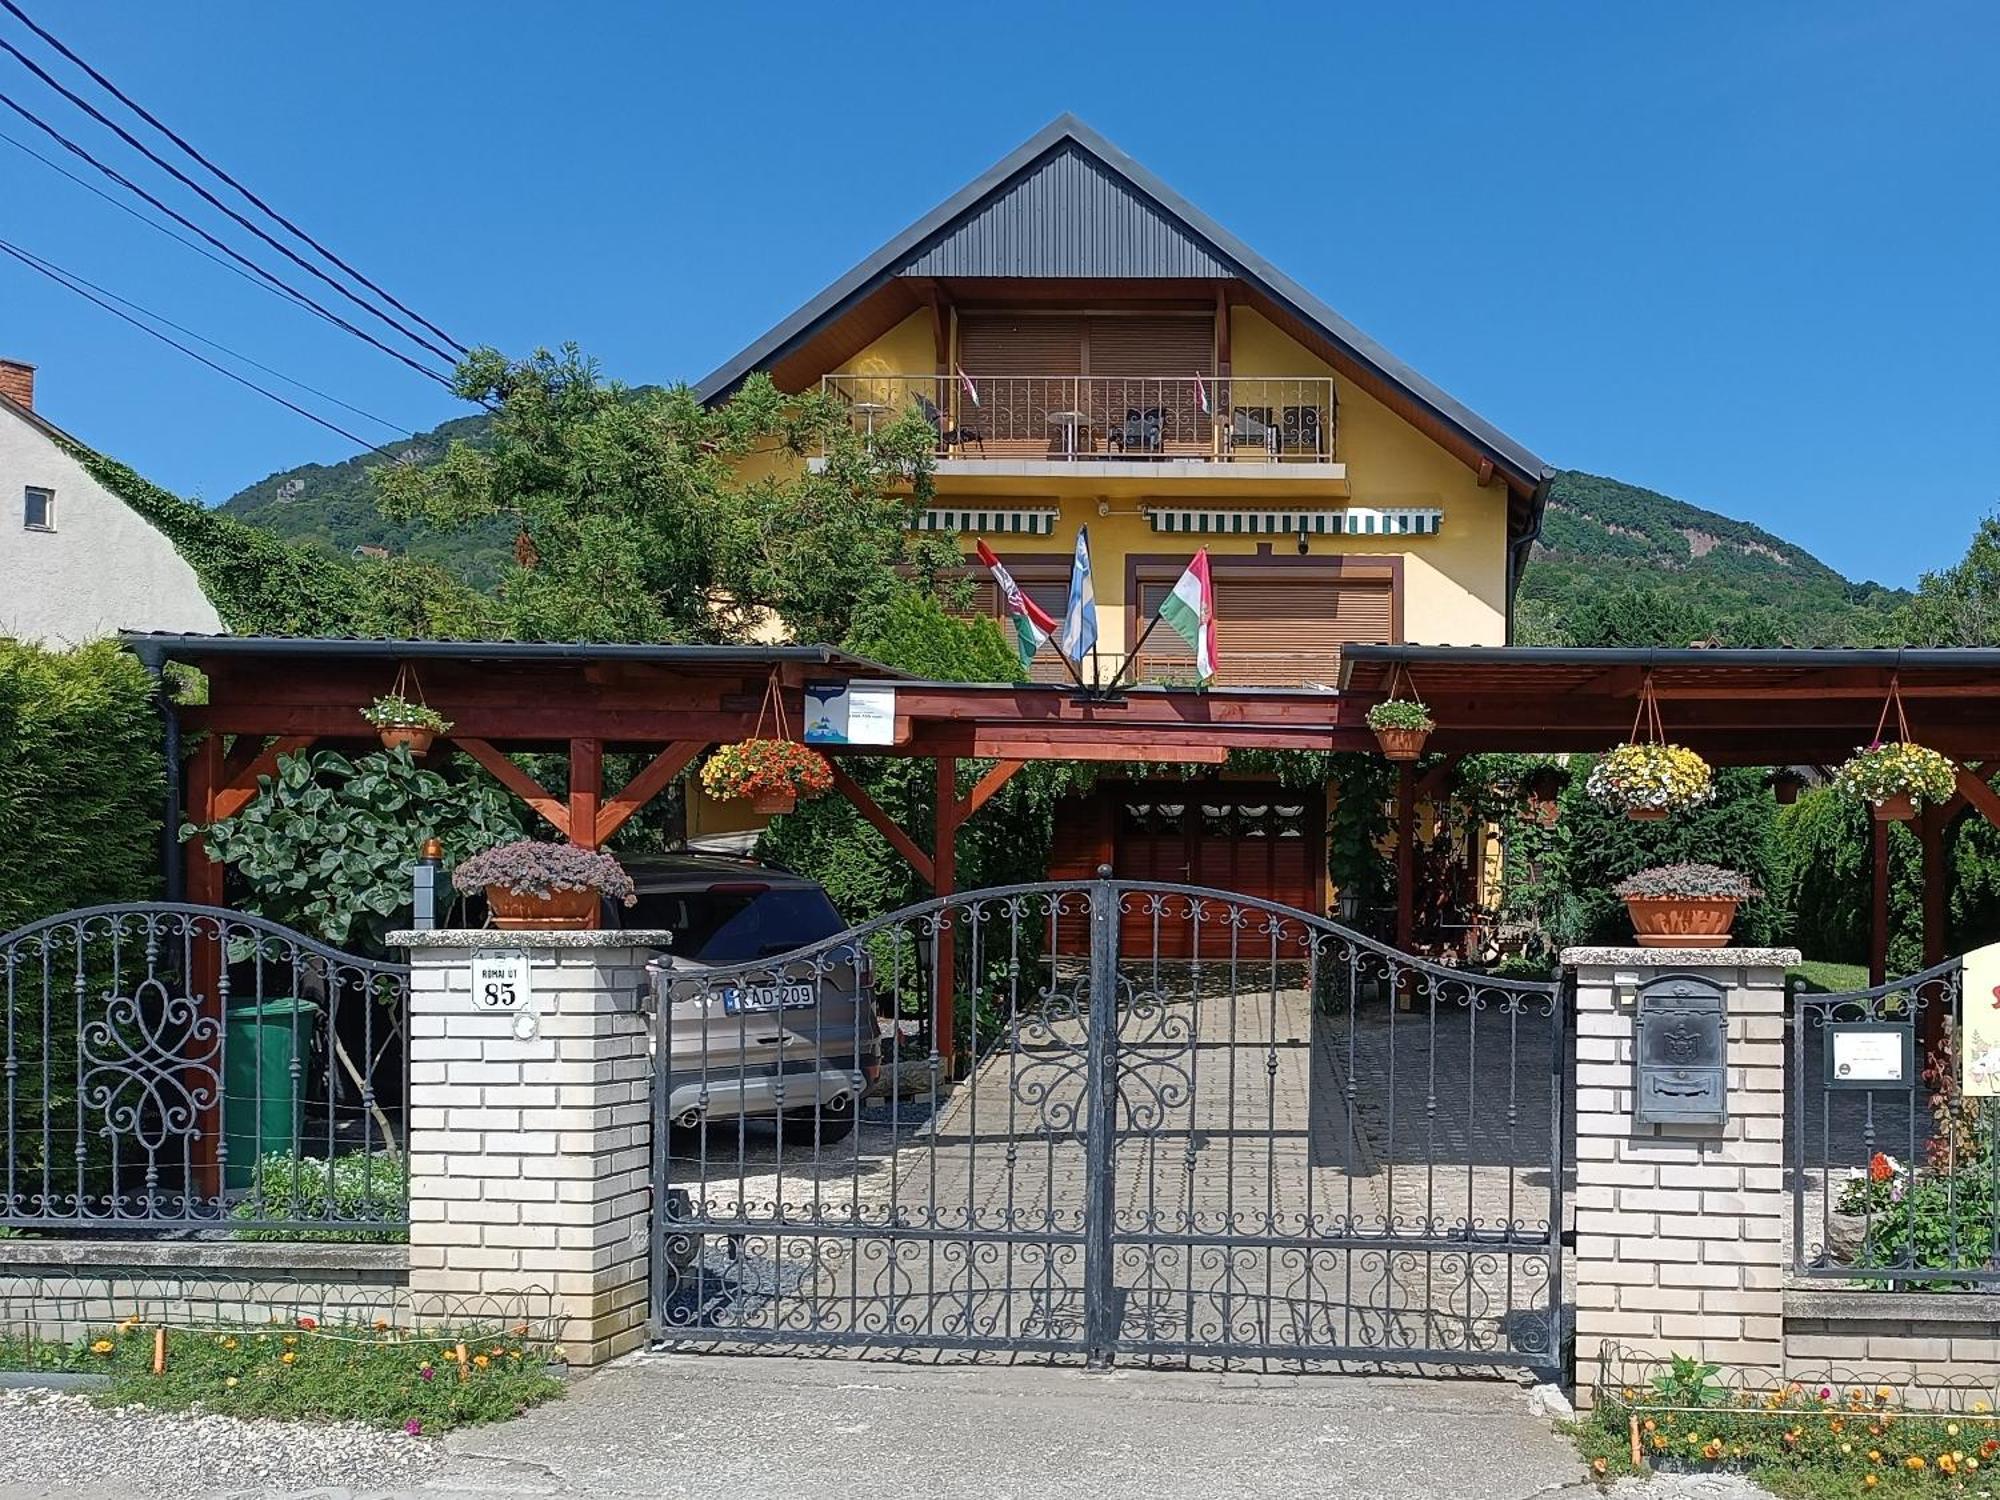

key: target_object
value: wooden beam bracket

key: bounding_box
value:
[597,741,707,846]
[828,762,934,889]
[460,738,571,838]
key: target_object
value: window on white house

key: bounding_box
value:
[23,486,53,531]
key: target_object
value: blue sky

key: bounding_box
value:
[2,1,1994,589]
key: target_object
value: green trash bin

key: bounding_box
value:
[224,997,321,1189]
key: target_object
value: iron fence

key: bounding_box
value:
[0,903,409,1233]
[649,874,1564,1372]
[821,373,1339,464]
[1791,958,2000,1286]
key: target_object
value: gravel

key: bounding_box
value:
[0,1388,442,1499]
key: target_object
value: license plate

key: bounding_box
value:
[721,983,817,1015]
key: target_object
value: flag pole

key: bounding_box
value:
[1106,611,1169,694]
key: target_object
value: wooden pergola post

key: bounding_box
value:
[933,756,960,1058]
[1869,815,1889,988]
[1395,764,1416,955]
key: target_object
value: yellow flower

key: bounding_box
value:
[1949,1423,1961,1436]
[118,1316,140,1332]
[280,1351,296,1366]
[507,1350,520,1361]
[1976,1401,1992,1414]
[1905,1455,1926,1471]
[222,1336,238,1351]
[1591,1457,1607,1476]
[1877,1385,1894,1403]
[1841,1443,1853,1455]
[1863,1475,1877,1489]
[1868,1449,1882,1463]
[1939,1454,1959,1475]
[89,1339,113,1356]
[282,1335,296,1347]
[472,1353,491,1370]
[224,1377,238,1389]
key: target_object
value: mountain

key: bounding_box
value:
[218,412,513,587]
[1518,471,1910,647]
[218,424,1913,647]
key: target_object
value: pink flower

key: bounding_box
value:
[405,1418,423,1436]
[418,1365,435,1382]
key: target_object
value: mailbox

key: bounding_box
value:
[1633,973,1728,1127]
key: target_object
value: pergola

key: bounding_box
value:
[127,635,2000,1013]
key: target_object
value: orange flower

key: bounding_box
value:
[1981,1438,1999,1459]
[1905,1455,1926,1471]
[1939,1454,1959,1475]
[1702,1439,1724,1461]
[1869,1151,1894,1182]
[1650,1435,1666,1452]
[472,1353,491,1369]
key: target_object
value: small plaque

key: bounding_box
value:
[470,948,534,1012]
[1825,1023,1912,1090]
[805,681,896,745]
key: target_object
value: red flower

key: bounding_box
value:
[1869,1152,1894,1183]
[296,1315,318,1331]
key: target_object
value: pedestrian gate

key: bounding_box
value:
[648,877,1565,1371]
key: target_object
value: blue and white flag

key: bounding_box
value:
[1057,525,1099,665]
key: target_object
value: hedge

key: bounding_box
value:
[0,638,164,932]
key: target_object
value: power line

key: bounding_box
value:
[0,88,458,392]
[0,234,420,460]
[1,237,410,434]
[0,0,468,357]
[0,35,462,369]
[0,123,322,316]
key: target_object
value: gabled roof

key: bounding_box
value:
[695,114,1553,495]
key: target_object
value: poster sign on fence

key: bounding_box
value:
[1961,941,2000,1097]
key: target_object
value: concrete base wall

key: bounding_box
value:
[1785,1289,2000,1407]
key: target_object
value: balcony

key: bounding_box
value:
[817,373,1346,490]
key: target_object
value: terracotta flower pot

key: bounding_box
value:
[1872,792,1916,823]
[378,725,436,754]
[1625,895,1741,949]
[485,885,597,930]
[1372,725,1430,763]
[751,789,798,815]
[1626,806,1668,822]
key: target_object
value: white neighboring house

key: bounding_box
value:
[0,358,223,644]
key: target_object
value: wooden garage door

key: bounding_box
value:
[1137,573,1393,686]
[1114,789,1322,957]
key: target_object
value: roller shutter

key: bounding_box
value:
[1137,574,1393,686]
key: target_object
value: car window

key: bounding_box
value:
[630,886,846,963]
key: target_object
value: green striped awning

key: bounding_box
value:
[1145,506,1444,537]
[914,508,1059,536]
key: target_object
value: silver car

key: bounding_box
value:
[624,857,881,1144]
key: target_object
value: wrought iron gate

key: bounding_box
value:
[649,875,1565,1371]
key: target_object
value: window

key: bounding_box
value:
[23,486,53,531]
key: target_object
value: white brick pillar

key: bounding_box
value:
[392,929,673,1366]
[1564,946,1798,1405]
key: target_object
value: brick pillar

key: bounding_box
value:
[393,929,673,1366]
[1565,945,1799,1405]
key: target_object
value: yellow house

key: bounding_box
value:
[695,116,1552,928]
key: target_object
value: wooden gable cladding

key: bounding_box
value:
[1132,554,1401,687]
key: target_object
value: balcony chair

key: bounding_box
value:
[912,392,986,456]
[1281,405,1325,459]
[1228,406,1280,458]
[1106,407,1164,456]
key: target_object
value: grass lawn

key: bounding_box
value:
[0,1319,563,1433]
[1791,959,1871,994]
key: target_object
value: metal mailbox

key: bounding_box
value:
[1633,972,1728,1127]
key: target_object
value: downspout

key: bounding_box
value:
[1504,471,1555,646]
[133,641,183,901]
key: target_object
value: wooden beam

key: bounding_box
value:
[1396,764,1416,955]
[596,741,706,846]
[211,736,315,821]
[1870,815,1889,988]
[959,758,1026,819]
[1954,763,2000,831]
[1417,753,1465,800]
[1476,457,1496,487]
[934,756,960,1062]
[567,738,603,851]
[969,737,1231,765]
[1921,805,1948,969]
[459,738,570,837]
[827,762,933,888]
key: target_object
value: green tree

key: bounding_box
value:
[1904,510,2000,646]
[375,347,960,646]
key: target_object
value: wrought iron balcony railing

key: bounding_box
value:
[822,373,1338,464]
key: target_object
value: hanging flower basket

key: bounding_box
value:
[1613,864,1760,948]
[1834,742,1956,823]
[700,739,834,815]
[451,840,636,930]
[360,694,452,754]
[1587,742,1714,820]
[1365,699,1434,762]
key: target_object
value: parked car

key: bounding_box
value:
[618,856,882,1143]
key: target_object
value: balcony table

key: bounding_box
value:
[850,400,888,436]
[1048,410,1089,458]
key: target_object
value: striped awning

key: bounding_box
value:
[1145,506,1443,537]
[913,507,1059,536]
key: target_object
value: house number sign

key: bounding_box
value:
[471,948,540,1041]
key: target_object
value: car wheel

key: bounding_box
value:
[778,1095,858,1146]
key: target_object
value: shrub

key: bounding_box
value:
[451,839,635,904]
[360,695,452,734]
[230,1152,408,1243]
[1613,864,1761,900]
[1585,742,1714,815]
[1835,741,1957,810]
[0,638,164,932]
[1365,699,1433,732]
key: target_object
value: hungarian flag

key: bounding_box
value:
[976,538,1056,674]
[1156,548,1218,683]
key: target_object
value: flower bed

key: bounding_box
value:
[1575,1356,2000,1493]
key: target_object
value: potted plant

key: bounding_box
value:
[451,840,637,929]
[700,738,835,815]
[361,694,452,754]
[1613,863,1760,947]
[1365,698,1434,762]
[1586,742,1714,821]
[1834,741,1957,823]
